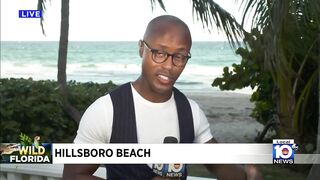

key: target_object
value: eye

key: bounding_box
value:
[173,54,186,61]
[155,51,167,58]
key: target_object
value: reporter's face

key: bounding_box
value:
[140,25,191,95]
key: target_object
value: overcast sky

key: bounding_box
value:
[1,0,245,41]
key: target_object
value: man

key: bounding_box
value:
[63,15,261,180]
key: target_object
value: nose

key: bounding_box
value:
[162,55,174,70]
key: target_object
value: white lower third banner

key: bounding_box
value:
[51,143,320,164]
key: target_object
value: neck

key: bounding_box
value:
[132,78,172,103]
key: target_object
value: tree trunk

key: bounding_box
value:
[306,34,320,180]
[57,0,81,124]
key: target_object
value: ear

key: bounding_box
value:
[138,40,143,58]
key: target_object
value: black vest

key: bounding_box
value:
[106,82,194,180]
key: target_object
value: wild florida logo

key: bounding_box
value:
[0,133,52,163]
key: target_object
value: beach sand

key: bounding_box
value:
[186,91,264,143]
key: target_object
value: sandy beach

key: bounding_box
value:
[186,91,264,143]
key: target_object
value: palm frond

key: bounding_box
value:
[191,0,246,47]
[37,0,50,36]
[241,0,320,38]
[296,0,320,28]
[150,0,166,11]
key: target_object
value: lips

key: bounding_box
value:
[159,74,169,81]
[156,73,173,85]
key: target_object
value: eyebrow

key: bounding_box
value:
[157,44,188,53]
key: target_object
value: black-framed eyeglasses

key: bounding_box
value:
[141,40,191,67]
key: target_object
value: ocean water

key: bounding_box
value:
[1,41,249,93]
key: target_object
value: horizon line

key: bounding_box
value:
[1,40,230,42]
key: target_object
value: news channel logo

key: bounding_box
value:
[152,163,186,178]
[273,139,298,164]
[0,133,52,163]
[19,10,42,18]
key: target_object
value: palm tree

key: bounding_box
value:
[236,7,320,180]
[38,0,81,123]
[241,0,319,144]
[307,74,320,178]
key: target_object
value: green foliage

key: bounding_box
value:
[212,0,319,147]
[0,78,117,143]
[19,133,33,146]
[67,80,117,114]
[212,29,276,125]
[213,22,318,146]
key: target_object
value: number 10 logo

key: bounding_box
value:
[273,140,295,164]
[274,145,293,159]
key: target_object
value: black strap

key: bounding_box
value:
[173,87,195,143]
[109,82,137,143]
[106,164,155,180]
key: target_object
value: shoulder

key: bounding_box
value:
[186,97,201,110]
[173,88,201,111]
[186,96,213,143]
[186,97,203,122]
[82,93,114,124]
[74,94,113,144]
[91,94,112,108]
[81,94,113,116]
[182,95,202,118]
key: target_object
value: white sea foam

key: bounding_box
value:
[1,61,254,94]
[1,41,252,94]
[1,62,56,80]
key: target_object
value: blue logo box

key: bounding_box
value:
[272,139,295,164]
[19,10,42,18]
